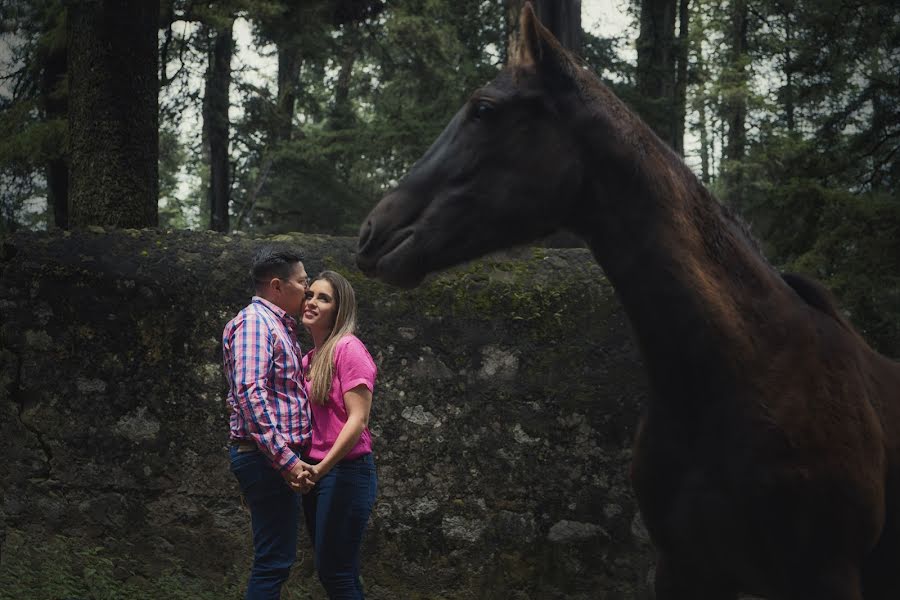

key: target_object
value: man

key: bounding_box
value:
[223,244,314,599]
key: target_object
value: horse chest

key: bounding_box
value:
[630,414,765,558]
[630,402,888,590]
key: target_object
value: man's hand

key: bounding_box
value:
[285,460,317,494]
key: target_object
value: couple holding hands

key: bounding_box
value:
[222,245,378,600]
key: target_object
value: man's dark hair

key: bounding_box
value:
[251,245,304,290]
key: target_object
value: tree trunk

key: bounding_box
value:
[40,23,68,229]
[869,88,889,191]
[698,92,710,183]
[275,40,301,143]
[691,6,710,183]
[717,112,726,176]
[782,9,795,133]
[67,0,159,228]
[507,0,582,57]
[723,0,749,207]
[269,2,340,143]
[203,18,234,233]
[672,0,690,156]
[330,23,359,130]
[46,159,69,229]
[535,0,581,52]
[636,0,678,149]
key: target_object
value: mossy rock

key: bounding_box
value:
[1,229,652,599]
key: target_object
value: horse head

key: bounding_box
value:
[357,4,595,287]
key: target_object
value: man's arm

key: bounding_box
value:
[228,314,300,474]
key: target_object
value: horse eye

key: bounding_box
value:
[472,100,495,120]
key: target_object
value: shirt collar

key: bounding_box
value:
[252,296,296,326]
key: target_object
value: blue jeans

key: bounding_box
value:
[302,453,377,599]
[230,446,302,600]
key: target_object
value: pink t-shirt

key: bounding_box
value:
[302,335,377,461]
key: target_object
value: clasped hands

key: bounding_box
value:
[284,459,319,494]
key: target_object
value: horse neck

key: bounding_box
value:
[569,116,789,401]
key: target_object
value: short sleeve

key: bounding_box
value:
[335,336,377,396]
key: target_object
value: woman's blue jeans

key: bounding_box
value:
[302,453,377,599]
[230,446,302,600]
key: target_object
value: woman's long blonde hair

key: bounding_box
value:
[306,270,358,405]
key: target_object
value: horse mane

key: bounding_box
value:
[563,55,758,245]
[684,156,862,341]
[565,55,864,343]
[716,197,763,254]
[780,271,863,337]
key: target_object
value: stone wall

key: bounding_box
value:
[0,229,654,599]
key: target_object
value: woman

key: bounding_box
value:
[300,270,378,599]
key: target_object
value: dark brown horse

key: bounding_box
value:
[356,5,900,599]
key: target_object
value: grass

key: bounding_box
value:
[0,529,325,600]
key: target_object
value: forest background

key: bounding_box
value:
[0,0,898,353]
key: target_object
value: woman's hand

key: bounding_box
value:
[286,459,317,493]
[305,463,322,483]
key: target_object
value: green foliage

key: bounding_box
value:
[790,192,900,357]
[0,0,66,232]
[229,0,506,236]
[706,0,900,196]
[244,133,370,235]
[158,125,196,230]
[0,102,65,166]
[735,133,826,261]
[684,0,900,356]
[0,101,62,232]
[0,529,248,600]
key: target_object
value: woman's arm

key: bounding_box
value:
[312,384,373,479]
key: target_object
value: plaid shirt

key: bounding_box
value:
[223,296,311,473]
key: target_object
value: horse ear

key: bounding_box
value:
[516,2,574,85]
[516,2,542,65]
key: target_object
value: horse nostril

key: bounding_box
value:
[358,218,375,254]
